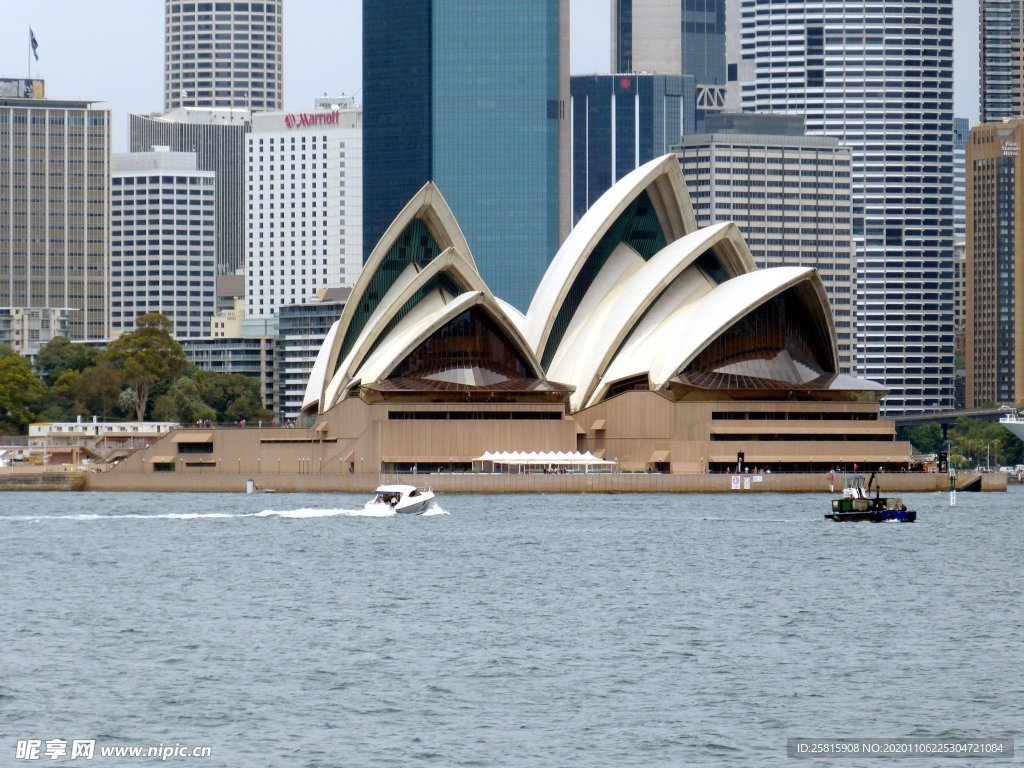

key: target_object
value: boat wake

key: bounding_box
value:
[2,512,243,522]
[3,504,449,522]
[257,507,393,518]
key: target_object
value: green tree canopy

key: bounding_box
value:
[949,417,1021,469]
[102,313,186,421]
[77,361,124,419]
[899,422,944,455]
[35,336,98,385]
[152,376,216,424]
[196,371,272,423]
[0,354,46,432]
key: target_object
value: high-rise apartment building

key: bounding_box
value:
[570,73,694,224]
[246,97,362,319]
[363,1,570,312]
[980,0,1024,122]
[129,108,250,275]
[733,1,955,413]
[164,0,283,111]
[0,86,110,342]
[276,288,349,421]
[612,0,726,120]
[965,121,1024,407]
[111,149,216,339]
[675,112,855,371]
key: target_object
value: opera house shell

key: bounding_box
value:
[292,154,910,474]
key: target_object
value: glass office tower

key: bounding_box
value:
[363,1,570,312]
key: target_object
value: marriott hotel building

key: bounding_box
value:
[245,97,362,319]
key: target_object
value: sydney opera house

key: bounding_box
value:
[112,154,911,483]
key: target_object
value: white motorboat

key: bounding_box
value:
[364,484,435,515]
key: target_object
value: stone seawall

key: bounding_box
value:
[0,472,85,491]
[83,470,1005,494]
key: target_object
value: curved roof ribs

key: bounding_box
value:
[322,248,492,410]
[526,154,697,359]
[648,268,837,390]
[591,267,836,407]
[354,291,547,388]
[317,183,471,408]
[548,223,751,411]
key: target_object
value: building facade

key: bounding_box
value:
[129,109,250,275]
[570,73,694,225]
[980,0,1024,122]
[675,113,855,372]
[111,149,216,339]
[966,120,1024,407]
[612,0,727,123]
[0,92,110,342]
[0,307,68,358]
[954,117,969,243]
[246,98,362,319]
[363,0,570,312]
[733,0,956,413]
[276,288,348,422]
[164,0,283,111]
[182,335,276,412]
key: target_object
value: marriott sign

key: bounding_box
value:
[284,111,341,129]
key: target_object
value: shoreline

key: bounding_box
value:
[1,468,1006,494]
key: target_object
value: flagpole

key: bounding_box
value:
[28,25,31,79]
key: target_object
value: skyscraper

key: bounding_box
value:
[111,149,216,339]
[570,73,694,224]
[611,0,726,118]
[734,0,956,413]
[246,97,363,319]
[164,0,283,111]
[965,120,1024,408]
[129,108,251,275]
[0,86,110,342]
[363,0,570,312]
[954,117,969,243]
[980,0,1024,122]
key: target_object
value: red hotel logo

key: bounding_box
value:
[284,112,340,129]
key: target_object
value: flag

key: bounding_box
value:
[30,27,39,61]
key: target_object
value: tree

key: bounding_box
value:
[102,313,186,421]
[0,354,46,433]
[196,371,272,423]
[152,376,216,424]
[900,422,944,455]
[76,361,123,418]
[35,336,97,385]
[949,417,1021,469]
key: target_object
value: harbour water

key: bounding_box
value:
[3,488,1021,767]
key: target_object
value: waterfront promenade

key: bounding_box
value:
[4,466,1001,493]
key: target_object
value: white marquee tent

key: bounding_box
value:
[472,450,617,474]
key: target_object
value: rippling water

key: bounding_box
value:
[2,488,1021,767]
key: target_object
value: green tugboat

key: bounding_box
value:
[826,473,917,523]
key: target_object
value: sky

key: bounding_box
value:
[1,0,981,152]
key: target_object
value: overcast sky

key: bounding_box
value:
[1,0,980,152]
